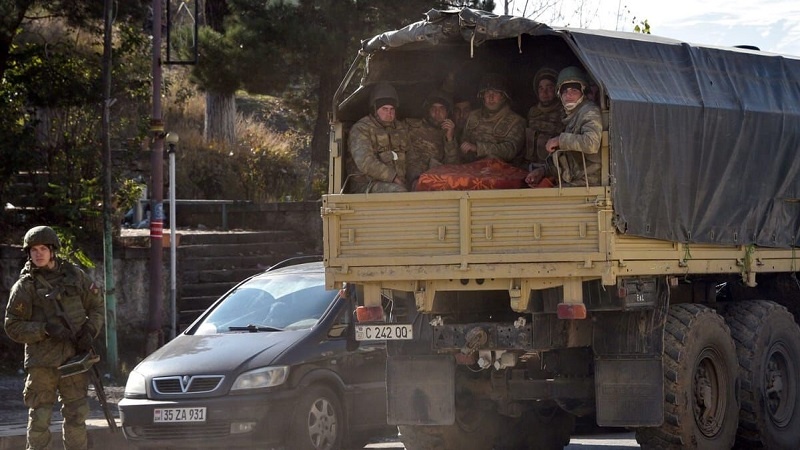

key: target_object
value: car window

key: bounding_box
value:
[194,272,338,335]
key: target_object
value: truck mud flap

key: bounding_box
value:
[387,354,455,425]
[595,358,664,427]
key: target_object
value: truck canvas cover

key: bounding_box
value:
[351,8,800,248]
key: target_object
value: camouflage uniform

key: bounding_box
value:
[523,102,564,167]
[5,258,104,450]
[554,99,603,186]
[405,117,459,185]
[346,114,411,193]
[521,68,564,169]
[460,104,525,163]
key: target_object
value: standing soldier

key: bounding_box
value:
[521,67,564,170]
[4,226,105,450]
[459,73,525,163]
[526,66,603,187]
[346,82,411,193]
[405,90,460,189]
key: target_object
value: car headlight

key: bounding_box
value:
[231,366,289,391]
[124,370,147,398]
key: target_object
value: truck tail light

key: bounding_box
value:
[355,306,384,322]
[557,303,587,320]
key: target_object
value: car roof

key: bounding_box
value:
[256,260,324,279]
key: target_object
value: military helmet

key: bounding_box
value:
[370,82,399,111]
[556,66,589,94]
[422,89,453,113]
[22,226,60,251]
[533,67,558,91]
[477,73,511,100]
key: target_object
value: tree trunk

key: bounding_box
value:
[204,91,236,145]
[306,68,339,199]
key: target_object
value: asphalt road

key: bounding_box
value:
[363,432,640,449]
[0,422,640,450]
[564,432,640,449]
[2,375,640,449]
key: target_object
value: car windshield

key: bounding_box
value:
[194,271,338,335]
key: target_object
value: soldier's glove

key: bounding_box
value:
[76,324,96,352]
[45,322,73,341]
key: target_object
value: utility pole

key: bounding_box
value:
[165,132,179,340]
[147,0,165,354]
[101,0,118,372]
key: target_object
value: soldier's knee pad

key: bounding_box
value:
[28,407,53,432]
[61,398,89,423]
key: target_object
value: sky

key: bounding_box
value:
[496,0,800,57]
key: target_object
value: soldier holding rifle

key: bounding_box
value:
[4,226,107,450]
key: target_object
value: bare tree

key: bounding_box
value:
[501,0,630,30]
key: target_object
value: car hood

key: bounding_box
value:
[134,331,308,378]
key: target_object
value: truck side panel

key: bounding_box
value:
[323,187,608,273]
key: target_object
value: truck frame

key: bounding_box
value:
[323,8,800,450]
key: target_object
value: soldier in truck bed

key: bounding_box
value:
[519,67,565,171]
[526,66,603,187]
[459,73,526,164]
[346,82,410,193]
[451,93,473,138]
[405,90,460,189]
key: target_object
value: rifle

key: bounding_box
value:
[46,287,119,433]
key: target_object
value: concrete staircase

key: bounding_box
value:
[176,230,319,328]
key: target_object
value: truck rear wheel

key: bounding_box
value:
[724,300,800,449]
[636,304,738,449]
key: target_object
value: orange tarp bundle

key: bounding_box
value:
[415,159,529,191]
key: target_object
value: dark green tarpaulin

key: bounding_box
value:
[352,8,800,248]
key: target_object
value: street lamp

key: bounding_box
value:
[165,131,179,340]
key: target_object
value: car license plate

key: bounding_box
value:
[153,407,207,423]
[355,324,413,341]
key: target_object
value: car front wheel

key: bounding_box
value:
[289,385,343,450]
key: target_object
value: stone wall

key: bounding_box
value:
[172,201,323,237]
[0,201,323,373]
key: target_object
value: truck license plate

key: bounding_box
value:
[153,407,207,423]
[355,324,413,341]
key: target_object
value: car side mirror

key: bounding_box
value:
[328,323,349,338]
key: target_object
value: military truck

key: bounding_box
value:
[322,8,800,450]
